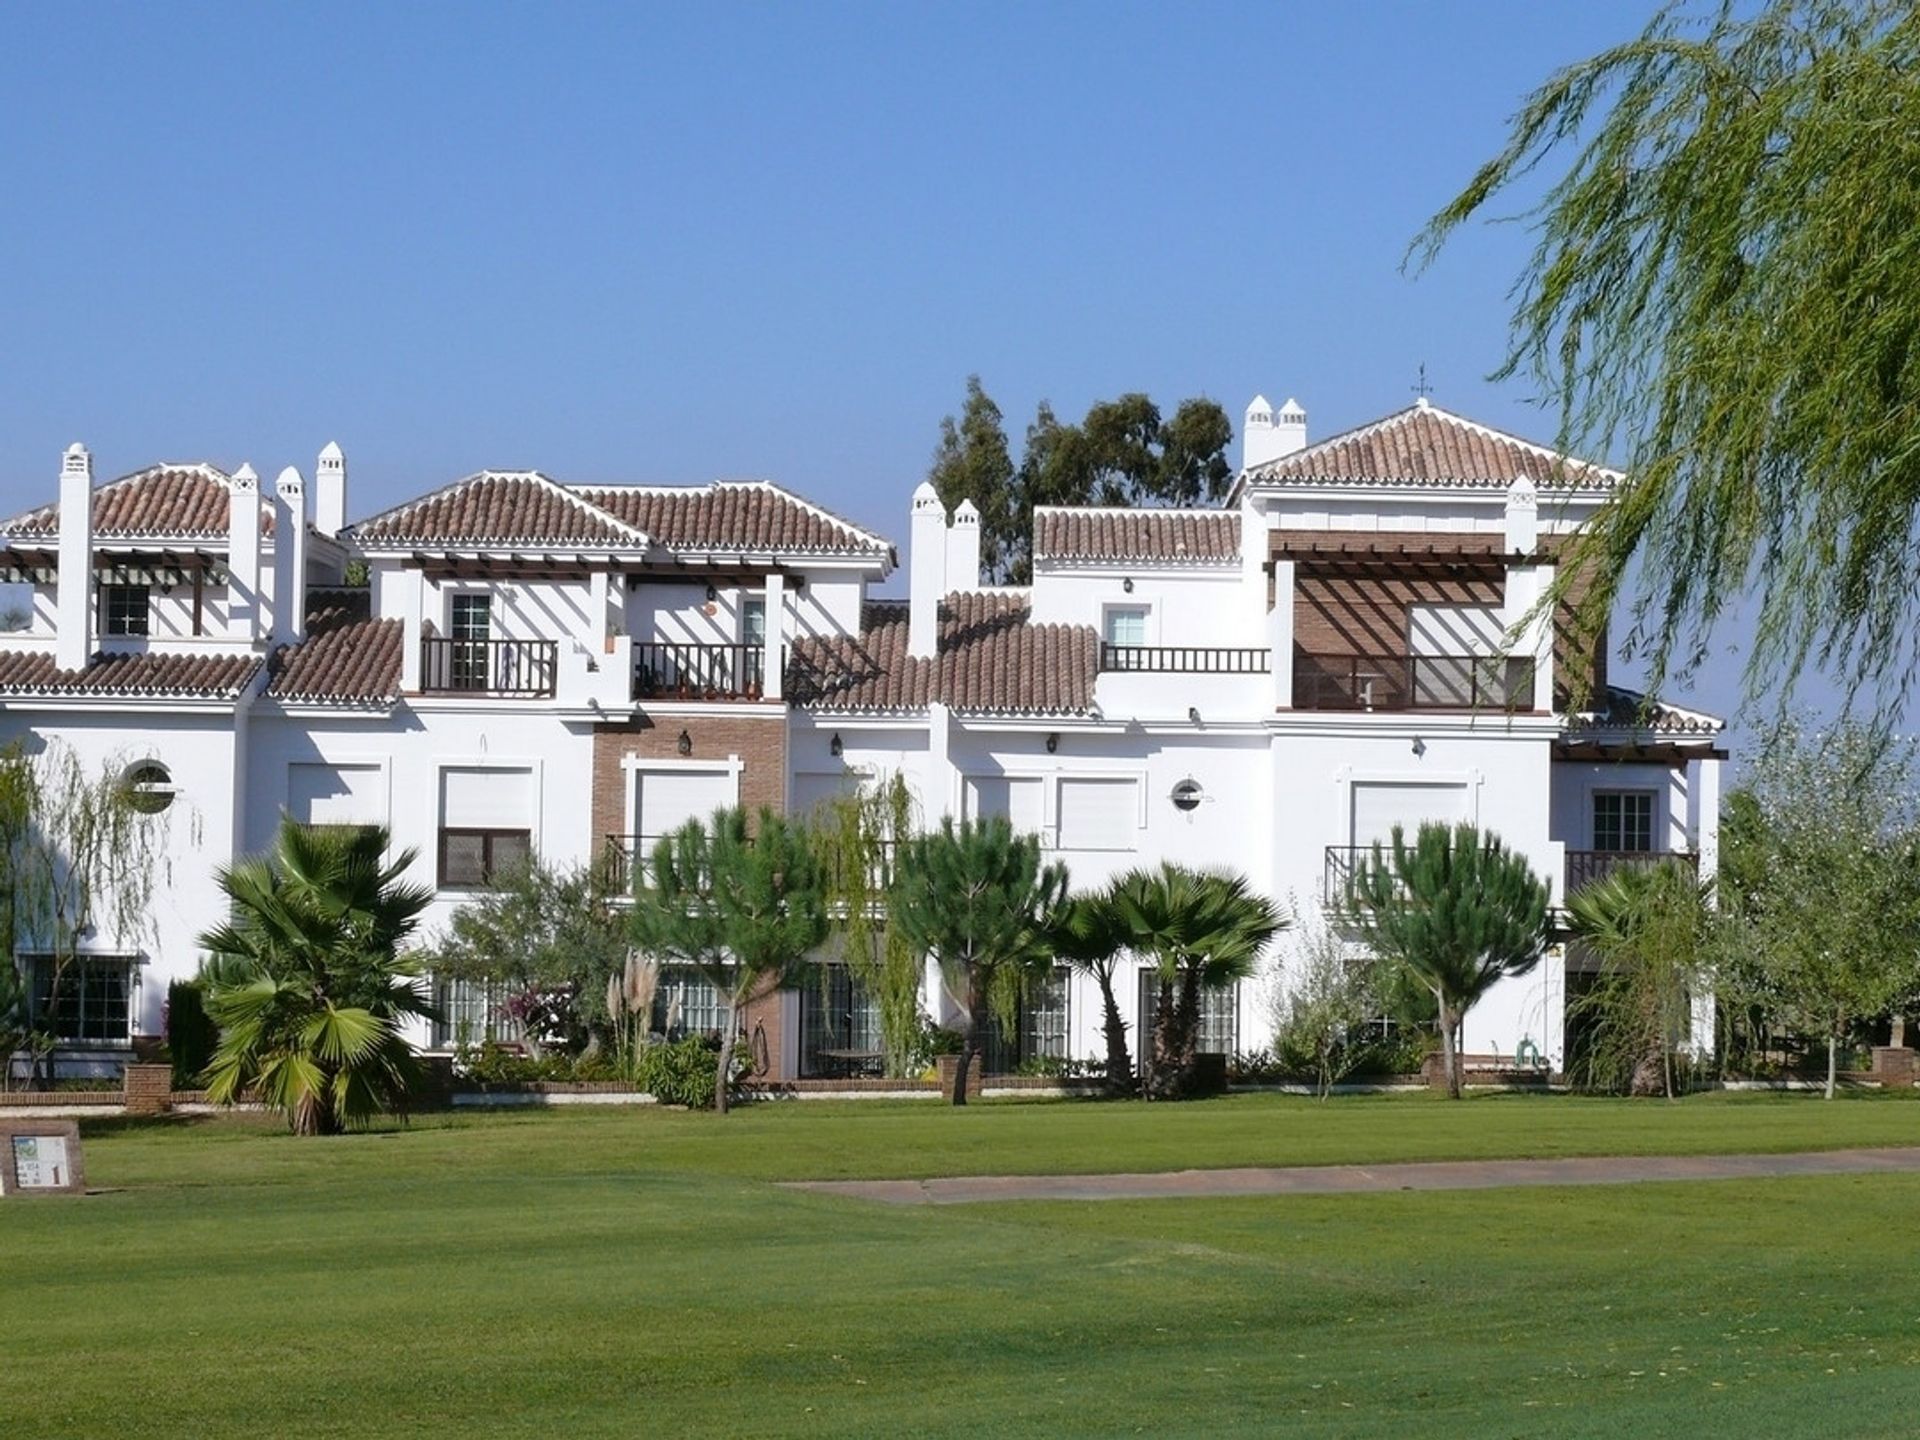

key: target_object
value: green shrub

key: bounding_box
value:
[166,980,220,1089]
[637,1035,726,1108]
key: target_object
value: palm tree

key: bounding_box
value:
[1566,860,1711,1098]
[1343,822,1551,1100]
[890,816,1067,1104]
[1108,864,1287,1100]
[1045,890,1135,1094]
[200,820,435,1136]
[629,807,828,1114]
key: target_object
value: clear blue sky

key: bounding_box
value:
[0,2,1796,746]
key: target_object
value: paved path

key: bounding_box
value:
[784,1146,1920,1206]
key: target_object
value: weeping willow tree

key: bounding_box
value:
[1414,1,1920,717]
[809,773,924,1078]
[0,740,178,1089]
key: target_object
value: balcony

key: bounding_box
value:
[632,642,771,703]
[1565,849,1699,897]
[420,638,558,698]
[1099,644,1271,674]
[601,833,667,893]
[1293,653,1536,712]
[1323,845,1411,908]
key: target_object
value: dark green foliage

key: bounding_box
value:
[929,380,1235,583]
[1415,0,1920,716]
[1044,890,1137,1094]
[417,857,629,1054]
[629,807,829,1113]
[200,820,436,1135]
[889,816,1067,1103]
[165,980,219,1089]
[636,1035,730,1109]
[1342,822,1551,1099]
[1105,864,1287,1100]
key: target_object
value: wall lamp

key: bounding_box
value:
[829,732,843,758]
[1188,706,1202,726]
[705,584,719,602]
[1411,735,1427,758]
[677,729,693,756]
[1045,732,1059,754]
[1122,577,1135,594]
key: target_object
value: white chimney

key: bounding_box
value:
[1504,476,1539,555]
[908,482,947,660]
[228,464,261,642]
[1243,394,1308,471]
[55,443,93,672]
[315,440,347,538]
[946,498,981,592]
[273,465,308,645]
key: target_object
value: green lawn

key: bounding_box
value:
[4,1093,1918,1438]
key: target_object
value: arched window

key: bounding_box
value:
[120,760,176,815]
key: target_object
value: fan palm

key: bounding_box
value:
[199,820,435,1136]
[1107,864,1287,1100]
[1044,890,1135,1094]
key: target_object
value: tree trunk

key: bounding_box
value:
[1825,1032,1837,1101]
[950,977,978,1106]
[713,1002,739,1115]
[1095,969,1133,1096]
[1436,992,1462,1100]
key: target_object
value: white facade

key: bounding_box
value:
[0,396,1724,1082]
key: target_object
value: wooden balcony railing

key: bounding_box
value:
[632,642,772,702]
[1099,644,1271,674]
[1565,849,1699,896]
[1293,653,1537,712]
[420,638,558,697]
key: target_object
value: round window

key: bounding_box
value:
[121,760,176,815]
[1170,778,1204,813]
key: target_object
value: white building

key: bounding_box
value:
[0,396,1723,1081]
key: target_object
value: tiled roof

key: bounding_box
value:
[1271,530,1572,561]
[0,647,261,699]
[1034,508,1240,565]
[347,472,648,550]
[790,591,1097,715]
[1,464,272,541]
[265,600,403,706]
[1245,402,1618,491]
[1567,685,1723,736]
[582,482,892,557]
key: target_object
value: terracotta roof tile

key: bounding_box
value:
[0,647,261,699]
[1034,508,1240,564]
[348,473,644,549]
[265,603,402,706]
[2,464,272,541]
[1567,685,1724,736]
[583,482,890,556]
[1246,403,1618,491]
[790,591,1096,715]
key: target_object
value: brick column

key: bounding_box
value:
[1871,1047,1915,1089]
[124,1063,174,1117]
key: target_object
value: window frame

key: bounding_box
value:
[102,583,152,638]
[1592,789,1658,853]
[436,826,533,890]
[1101,603,1150,649]
[21,953,136,1047]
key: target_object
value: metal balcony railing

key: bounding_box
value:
[420,638,558,698]
[632,642,772,702]
[1098,644,1272,674]
[1293,653,1537,712]
[1564,849,1700,897]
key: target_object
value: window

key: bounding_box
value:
[800,965,886,1076]
[653,966,732,1040]
[742,596,766,647]
[103,584,150,637]
[980,967,1070,1074]
[449,593,492,690]
[1103,606,1148,648]
[288,762,386,828]
[1138,972,1238,1062]
[25,955,134,1044]
[1593,791,1656,852]
[437,829,531,888]
[430,977,522,1050]
[119,760,176,815]
[1057,777,1139,852]
[964,774,1045,833]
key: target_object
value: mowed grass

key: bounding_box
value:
[3,1093,1918,1438]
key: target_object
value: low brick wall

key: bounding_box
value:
[125,1064,174,1117]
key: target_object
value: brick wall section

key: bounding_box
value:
[592,709,793,1075]
[589,711,789,854]
[123,1063,174,1116]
